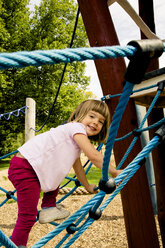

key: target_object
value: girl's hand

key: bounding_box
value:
[86,184,98,194]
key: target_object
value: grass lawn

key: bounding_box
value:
[0,159,102,187]
[61,166,102,188]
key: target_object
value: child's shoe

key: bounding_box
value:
[39,206,70,224]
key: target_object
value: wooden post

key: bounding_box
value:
[25,98,35,142]
[77,0,159,247]
[139,0,165,246]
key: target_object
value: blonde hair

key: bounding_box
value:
[68,100,110,143]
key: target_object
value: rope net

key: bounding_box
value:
[0,41,165,247]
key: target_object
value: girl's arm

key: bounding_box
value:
[73,158,97,194]
[74,134,103,168]
[74,134,121,177]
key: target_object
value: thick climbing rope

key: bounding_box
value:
[0,45,136,70]
[31,191,106,247]
[0,134,161,248]
[102,81,134,181]
[0,40,165,247]
[58,135,161,248]
[0,230,17,248]
[0,74,164,247]
[29,74,164,246]
[59,187,89,195]
[0,42,164,71]
[29,134,161,248]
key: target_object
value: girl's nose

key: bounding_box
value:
[93,119,98,125]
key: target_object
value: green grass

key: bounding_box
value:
[61,167,102,188]
[0,158,102,187]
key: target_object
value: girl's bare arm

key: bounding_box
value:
[74,134,121,177]
[74,134,103,168]
[73,158,97,193]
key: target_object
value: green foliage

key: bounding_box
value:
[0,158,10,170]
[0,0,31,52]
[0,0,94,155]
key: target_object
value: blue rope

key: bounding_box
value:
[1,94,162,247]
[0,230,17,248]
[55,81,135,247]
[102,81,134,181]
[57,186,78,204]
[0,188,17,207]
[0,45,136,70]
[0,150,18,160]
[55,212,87,248]
[0,40,164,247]
[32,192,105,247]
[61,135,160,247]
[117,88,162,169]
[115,117,165,142]
[55,233,70,248]
[137,117,165,133]
[101,83,158,101]
[0,83,163,247]
[1,43,165,71]
[0,106,27,120]
[103,135,160,206]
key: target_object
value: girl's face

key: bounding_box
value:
[81,110,105,137]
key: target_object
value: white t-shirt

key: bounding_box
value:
[18,122,87,192]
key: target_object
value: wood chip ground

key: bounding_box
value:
[0,169,163,248]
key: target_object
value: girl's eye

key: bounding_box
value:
[99,121,104,125]
[89,115,94,118]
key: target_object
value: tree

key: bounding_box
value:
[0,0,92,155]
[0,0,31,52]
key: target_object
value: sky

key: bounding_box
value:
[85,0,165,98]
[29,0,165,98]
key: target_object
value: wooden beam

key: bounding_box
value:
[131,67,165,107]
[77,0,159,247]
[133,96,165,108]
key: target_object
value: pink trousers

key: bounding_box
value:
[8,155,59,246]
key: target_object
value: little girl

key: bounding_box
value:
[8,99,121,247]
